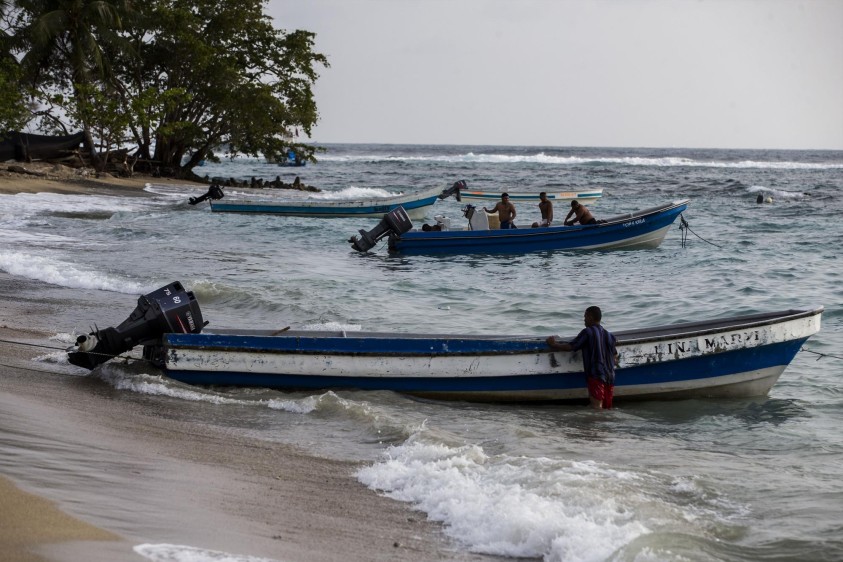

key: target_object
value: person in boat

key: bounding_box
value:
[546,306,618,410]
[483,193,517,229]
[532,192,553,228]
[563,200,597,226]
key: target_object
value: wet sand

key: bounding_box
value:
[0,171,490,562]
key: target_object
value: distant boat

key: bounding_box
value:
[350,200,689,254]
[458,188,603,204]
[66,282,823,403]
[277,148,306,167]
[209,184,461,219]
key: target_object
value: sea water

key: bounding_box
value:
[1,144,842,561]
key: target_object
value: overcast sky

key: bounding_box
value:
[268,0,843,150]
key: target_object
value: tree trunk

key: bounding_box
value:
[82,127,103,172]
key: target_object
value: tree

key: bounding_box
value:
[13,0,134,169]
[112,0,328,177]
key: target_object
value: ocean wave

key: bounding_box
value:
[746,185,809,199]
[0,250,147,294]
[357,435,747,561]
[318,152,843,170]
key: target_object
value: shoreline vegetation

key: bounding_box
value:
[0,175,490,561]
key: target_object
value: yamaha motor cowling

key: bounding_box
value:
[67,281,204,370]
[349,206,414,252]
[188,184,224,205]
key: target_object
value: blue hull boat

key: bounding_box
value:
[209,185,455,219]
[65,282,822,404]
[352,200,689,255]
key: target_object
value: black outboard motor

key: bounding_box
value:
[67,281,204,370]
[188,184,224,205]
[349,206,414,252]
[440,180,465,202]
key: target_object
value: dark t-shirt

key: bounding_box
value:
[570,324,617,384]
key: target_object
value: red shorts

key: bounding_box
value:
[587,377,614,409]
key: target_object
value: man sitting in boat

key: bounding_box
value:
[483,193,517,229]
[564,200,597,226]
[546,306,618,410]
[532,192,553,227]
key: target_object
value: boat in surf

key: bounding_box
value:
[193,183,461,219]
[66,282,822,404]
[349,199,689,255]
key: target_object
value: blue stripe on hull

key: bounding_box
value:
[165,333,545,354]
[211,196,439,216]
[163,339,805,398]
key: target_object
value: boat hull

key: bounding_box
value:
[156,307,822,403]
[389,200,688,254]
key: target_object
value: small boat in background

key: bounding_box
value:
[65,282,823,404]
[458,187,603,204]
[207,183,461,219]
[350,200,689,254]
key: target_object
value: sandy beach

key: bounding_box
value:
[0,168,489,562]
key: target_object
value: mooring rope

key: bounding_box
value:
[800,347,843,362]
[679,214,723,249]
[0,337,147,364]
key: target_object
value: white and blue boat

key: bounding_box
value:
[67,283,822,404]
[458,188,603,204]
[209,185,458,219]
[350,200,689,254]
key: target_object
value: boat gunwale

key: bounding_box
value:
[163,306,823,356]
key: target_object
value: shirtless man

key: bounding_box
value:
[533,192,553,228]
[484,193,517,229]
[563,200,596,226]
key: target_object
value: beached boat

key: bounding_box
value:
[350,200,689,254]
[208,184,459,219]
[458,188,603,204]
[66,282,822,403]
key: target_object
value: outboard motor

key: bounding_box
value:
[67,281,204,370]
[349,206,414,252]
[440,180,465,202]
[188,184,224,205]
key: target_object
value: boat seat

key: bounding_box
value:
[468,210,490,230]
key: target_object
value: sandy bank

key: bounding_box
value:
[0,161,193,196]
[0,273,490,562]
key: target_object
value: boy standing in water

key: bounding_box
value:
[546,306,618,409]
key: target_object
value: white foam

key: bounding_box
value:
[0,250,146,293]
[357,438,650,561]
[746,185,806,199]
[0,191,147,217]
[318,152,843,170]
[134,543,284,562]
[306,186,398,200]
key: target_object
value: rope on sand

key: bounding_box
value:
[0,337,147,364]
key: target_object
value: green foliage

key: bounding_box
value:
[0,57,30,132]
[5,0,327,176]
[116,0,328,175]
[65,82,131,155]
